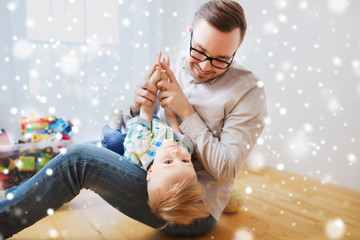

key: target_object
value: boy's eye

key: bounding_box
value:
[164,160,173,164]
[182,159,190,163]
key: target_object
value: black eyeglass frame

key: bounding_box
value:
[189,31,236,70]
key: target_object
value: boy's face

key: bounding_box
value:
[188,19,241,82]
[147,140,196,189]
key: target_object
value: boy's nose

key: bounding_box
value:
[171,149,180,155]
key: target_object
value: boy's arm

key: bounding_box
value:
[165,107,182,134]
[124,118,153,163]
[139,80,158,122]
[139,52,165,121]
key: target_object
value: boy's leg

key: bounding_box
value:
[100,124,127,155]
[0,143,166,238]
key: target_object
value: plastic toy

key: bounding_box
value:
[21,114,56,135]
[47,118,73,137]
[223,188,243,213]
[0,129,11,146]
[20,114,73,143]
[0,146,58,189]
[39,147,53,167]
[23,132,52,143]
[0,158,20,189]
[1,114,74,190]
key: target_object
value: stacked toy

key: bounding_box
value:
[0,114,73,190]
[20,113,73,143]
[0,129,11,146]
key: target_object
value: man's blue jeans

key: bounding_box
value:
[0,143,216,238]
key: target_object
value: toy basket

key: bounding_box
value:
[0,139,72,189]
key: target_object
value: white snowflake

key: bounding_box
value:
[48,229,59,238]
[122,18,131,27]
[245,186,253,194]
[46,169,53,176]
[234,229,254,240]
[325,218,346,239]
[47,208,54,216]
[327,0,349,14]
[6,193,14,200]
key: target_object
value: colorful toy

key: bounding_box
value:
[0,129,11,146]
[1,114,74,190]
[46,118,73,137]
[223,188,243,213]
[20,114,73,143]
[0,146,60,189]
[21,114,56,135]
[0,158,20,189]
[39,147,53,168]
[22,132,53,143]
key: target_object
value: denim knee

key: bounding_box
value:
[100,125,126,155]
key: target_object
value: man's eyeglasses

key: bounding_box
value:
[189,31,236,70]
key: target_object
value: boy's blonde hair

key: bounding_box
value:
[147,176,210,225]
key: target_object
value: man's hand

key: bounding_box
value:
[157,60,195,121]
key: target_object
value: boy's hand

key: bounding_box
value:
[138,52,166,120]
[131,64,158,116]
[149,52,169,85]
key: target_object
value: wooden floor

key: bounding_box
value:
[10,166,360,240]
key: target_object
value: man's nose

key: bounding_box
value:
[199,59,212,71]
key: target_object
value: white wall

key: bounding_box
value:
[0,0,359,190]
[240,0,360,190]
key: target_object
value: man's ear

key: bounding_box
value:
[146,165,153,182]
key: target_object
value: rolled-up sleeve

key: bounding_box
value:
[180,85,267,184]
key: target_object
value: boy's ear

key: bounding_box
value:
[146,165,153,182]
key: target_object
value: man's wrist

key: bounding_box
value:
[179,105,196,122]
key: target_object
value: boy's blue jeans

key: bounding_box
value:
[100,124,126,155]
[0,128,216,238]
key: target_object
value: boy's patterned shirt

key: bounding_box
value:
[123,117,194,171]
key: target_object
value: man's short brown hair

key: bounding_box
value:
[193,0,247,44]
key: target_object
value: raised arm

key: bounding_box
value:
[139,53,163,121]
[180,85,267,184]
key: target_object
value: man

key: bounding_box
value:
[124,0,267,227]
[0,1,266,238]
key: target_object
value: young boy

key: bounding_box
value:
[123,53,210,225]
